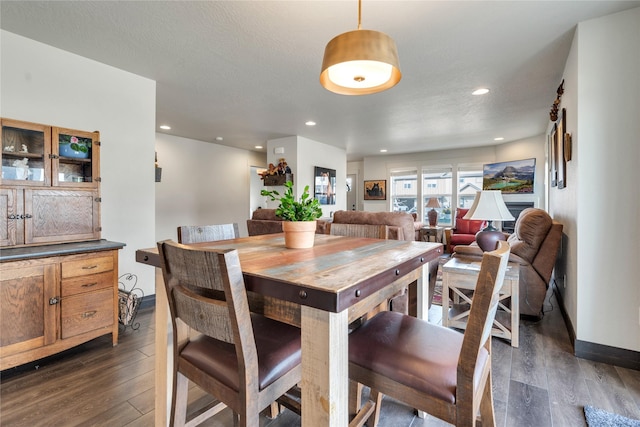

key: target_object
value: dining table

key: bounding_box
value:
[136,232,442,427]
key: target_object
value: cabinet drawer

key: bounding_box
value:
[61,288,113,339]
[61,255,113,279]
[61,270,113,297]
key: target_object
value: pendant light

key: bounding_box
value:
[320,0,401,95]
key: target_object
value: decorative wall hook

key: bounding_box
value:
[549,79,565,121]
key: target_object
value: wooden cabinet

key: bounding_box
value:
[0,118,101,247]
[0,246,121,371]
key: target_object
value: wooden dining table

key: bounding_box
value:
[136,233,442,427]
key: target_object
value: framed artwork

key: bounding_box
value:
[549,123,558,187]
[556,108,566,189]
[364,180,386,200]
[314,166,336,205]
[482,158,535,193]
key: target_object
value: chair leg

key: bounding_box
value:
[368,388,383,427]
[479,374,496,427]
[349,380,363,416]
[266,402,282,419]
[173,372,190,427]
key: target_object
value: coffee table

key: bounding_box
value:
[442,255,520,347]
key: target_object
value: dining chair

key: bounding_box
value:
[348,241,511,427]
[329,223,389,239]
[330,223,390,324]
[157,240,302,427]
[177,223,239,244]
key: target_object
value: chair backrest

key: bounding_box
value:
[329,223,389,239]
[457,241,510,386]
[157,239,255,356]
[331,210,414,241]
[177,223,239,244]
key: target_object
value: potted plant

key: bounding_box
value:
[261,181,322,248]
[59,135,91,159]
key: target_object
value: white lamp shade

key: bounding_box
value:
[463,191,514,221]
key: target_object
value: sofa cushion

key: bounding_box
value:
[507,208,553,262]
[251,208,282,221]
[454,208,485,235]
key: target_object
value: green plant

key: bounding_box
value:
[261,181,322,221]
[59,135,91,154]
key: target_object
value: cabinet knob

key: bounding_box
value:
[49,297,60,305]
[7,214,16,220]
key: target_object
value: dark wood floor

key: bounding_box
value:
[2,289,639,427]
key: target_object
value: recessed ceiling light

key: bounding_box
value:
[494,137,504,141]
[380,149,388,153]
[215,136,223,141]
[305,121,316,126]
[159,125,171,130]
[255,145,263,149]
[472,88,490,96]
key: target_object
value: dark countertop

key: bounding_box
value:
[0,240,126,262]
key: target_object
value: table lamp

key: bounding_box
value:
[464,190,514,251]
[425,197,440,227]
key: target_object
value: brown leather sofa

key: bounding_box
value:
[246,208,331,236]
[453,208,563,318]
[246,208,284,236]
[331,210,439,313]
[331,210,416,241]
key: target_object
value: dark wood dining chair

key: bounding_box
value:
[177,223,239,244]
[348,241,511,427]
[157,240,302,427]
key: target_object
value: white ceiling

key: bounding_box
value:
[2,1,638,161]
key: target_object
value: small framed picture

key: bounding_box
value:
[364,180,386,200]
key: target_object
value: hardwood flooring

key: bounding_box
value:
[2,289,639,426]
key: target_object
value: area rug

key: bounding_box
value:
[584,405,640,427]
[431,255,450,306]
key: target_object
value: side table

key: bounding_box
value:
[442,255,520,347]
[420,226,444,243]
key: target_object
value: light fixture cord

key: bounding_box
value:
[358,0,362,30]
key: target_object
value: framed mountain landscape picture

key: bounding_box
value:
[482,158,535,194]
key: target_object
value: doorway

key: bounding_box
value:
[347,174,357,210]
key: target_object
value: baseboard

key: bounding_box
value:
[575,340,640,371]
[554,286,639,371]
[553,286,576,343]
[139,294,156,310]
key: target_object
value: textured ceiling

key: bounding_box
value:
[2,1,638,161]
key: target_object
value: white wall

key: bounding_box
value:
[266,136,347,216]
[1,30,157,297]
[556,7,640,352]
[155,133,264,240]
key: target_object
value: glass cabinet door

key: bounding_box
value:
[52,127,100,187]
[0,119,51,186]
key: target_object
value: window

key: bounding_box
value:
[422,167,452,226]
[390,171,417,214]
[458,168,483,209]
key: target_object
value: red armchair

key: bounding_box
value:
[444,208,486,253]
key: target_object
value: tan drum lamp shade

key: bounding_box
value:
[320,0,401,95]
[425,198,440,227]
[464,190,514,252]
